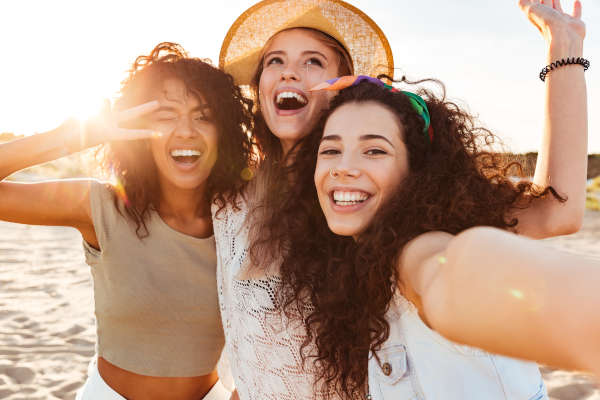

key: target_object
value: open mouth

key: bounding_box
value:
[275,91,308,111]
[331,190,371,207]
[170,149,202,164]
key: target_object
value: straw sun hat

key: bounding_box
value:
[219,0,394,86]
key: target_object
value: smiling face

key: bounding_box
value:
[258,29,342,154]
[147,78,218,191]
[315,101,410,237]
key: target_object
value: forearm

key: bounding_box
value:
[0,122,82,180]
[421,227,600,374]
[529,33,588,234]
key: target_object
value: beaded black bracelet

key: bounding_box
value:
[540,57,590,82]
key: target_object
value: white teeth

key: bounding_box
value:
[170,149,202,157]
[333,191,370,204]
[276,91,308,105]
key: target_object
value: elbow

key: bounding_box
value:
[541,206,584,238]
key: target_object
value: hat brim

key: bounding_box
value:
[220,0,394,86]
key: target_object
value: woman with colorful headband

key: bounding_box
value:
[215,0,589,398]
[283,74,599,399]
[0,43,251,399]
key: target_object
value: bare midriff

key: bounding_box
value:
[97,357,219,400]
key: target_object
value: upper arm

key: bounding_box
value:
[0,179,96,238]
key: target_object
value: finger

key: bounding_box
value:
[541,0,552,6]
[553,0,564,12]
[573,0,582,19]
[116,100,160,123]
[114,128,161,141]
[518,0,532,12]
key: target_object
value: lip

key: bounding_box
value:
[327,186,373,214]
[273,86,309,117]
[167,145,204,172]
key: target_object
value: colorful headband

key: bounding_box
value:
[310,75,434,143]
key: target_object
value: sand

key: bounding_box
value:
[0,212,599,399]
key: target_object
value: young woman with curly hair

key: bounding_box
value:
[214,0,588,399]
[279,77,599,399]
[0,42,253,399]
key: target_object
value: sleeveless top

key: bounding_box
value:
[83,181,224,377]
[213,197,548,399]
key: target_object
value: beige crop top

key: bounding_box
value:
[82,181,224,377]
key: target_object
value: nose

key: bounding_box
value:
[280,64,300,81]
[173,116,198,139]
[331,157,361,179]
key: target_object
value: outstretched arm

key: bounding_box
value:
[513,0,588,238]
[400,227,600,376]
[0,101,158,245]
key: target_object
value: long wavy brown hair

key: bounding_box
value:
[254,78,564,398]
[100,42,254,237]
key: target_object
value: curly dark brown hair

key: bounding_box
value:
[254,78,564,398]
[101,42,254,237]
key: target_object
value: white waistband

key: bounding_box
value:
[76,358,231,400]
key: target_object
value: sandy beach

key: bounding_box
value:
[0,211,599,399]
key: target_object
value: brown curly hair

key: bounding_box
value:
[101,42,254,237]
[254,78,564,398]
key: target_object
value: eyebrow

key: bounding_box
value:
[321,134,394,147]
[154,104,211,113]
[264,50,328,60]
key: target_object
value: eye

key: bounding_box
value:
[319,148,340,156]
[306,57,323,67]
[193,112,212,122]
[265,56,284,66]
[365,148,387,156]
[154,112,177,122]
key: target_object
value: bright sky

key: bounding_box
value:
[0,0,598,152]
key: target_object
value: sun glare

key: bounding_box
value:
[71,98,109,123]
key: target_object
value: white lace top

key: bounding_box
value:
[213,198,546,400]
[212,198,334,400]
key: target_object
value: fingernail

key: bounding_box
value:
[153,131,163,138]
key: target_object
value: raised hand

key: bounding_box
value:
[518,0,586,43]
[61,100,161,151]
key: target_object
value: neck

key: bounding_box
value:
[157,178,212,238]
[280,139,300,166]
[279,140,298,158]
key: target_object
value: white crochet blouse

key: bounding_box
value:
[212,198,546,400]
[212,198,333,400]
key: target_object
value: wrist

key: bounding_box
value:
[55,119,85,154]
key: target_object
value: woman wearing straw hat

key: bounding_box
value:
[215,0,588,398]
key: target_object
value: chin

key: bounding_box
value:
[166,175,208,191]
[270,124,311,142]
[327,221,362,237]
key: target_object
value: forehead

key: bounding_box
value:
[265,28,337,58]
[324,101,403,141]
[150,77,205,105]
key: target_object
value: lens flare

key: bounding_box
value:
[109,173,130,207]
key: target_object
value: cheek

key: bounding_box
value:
[314,161,329,198]
[378,167,406,201]
[258,73,273,104]
[149,138,165,162]
[206,131,219,161]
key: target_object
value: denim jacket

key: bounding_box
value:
[368,294,548,400]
